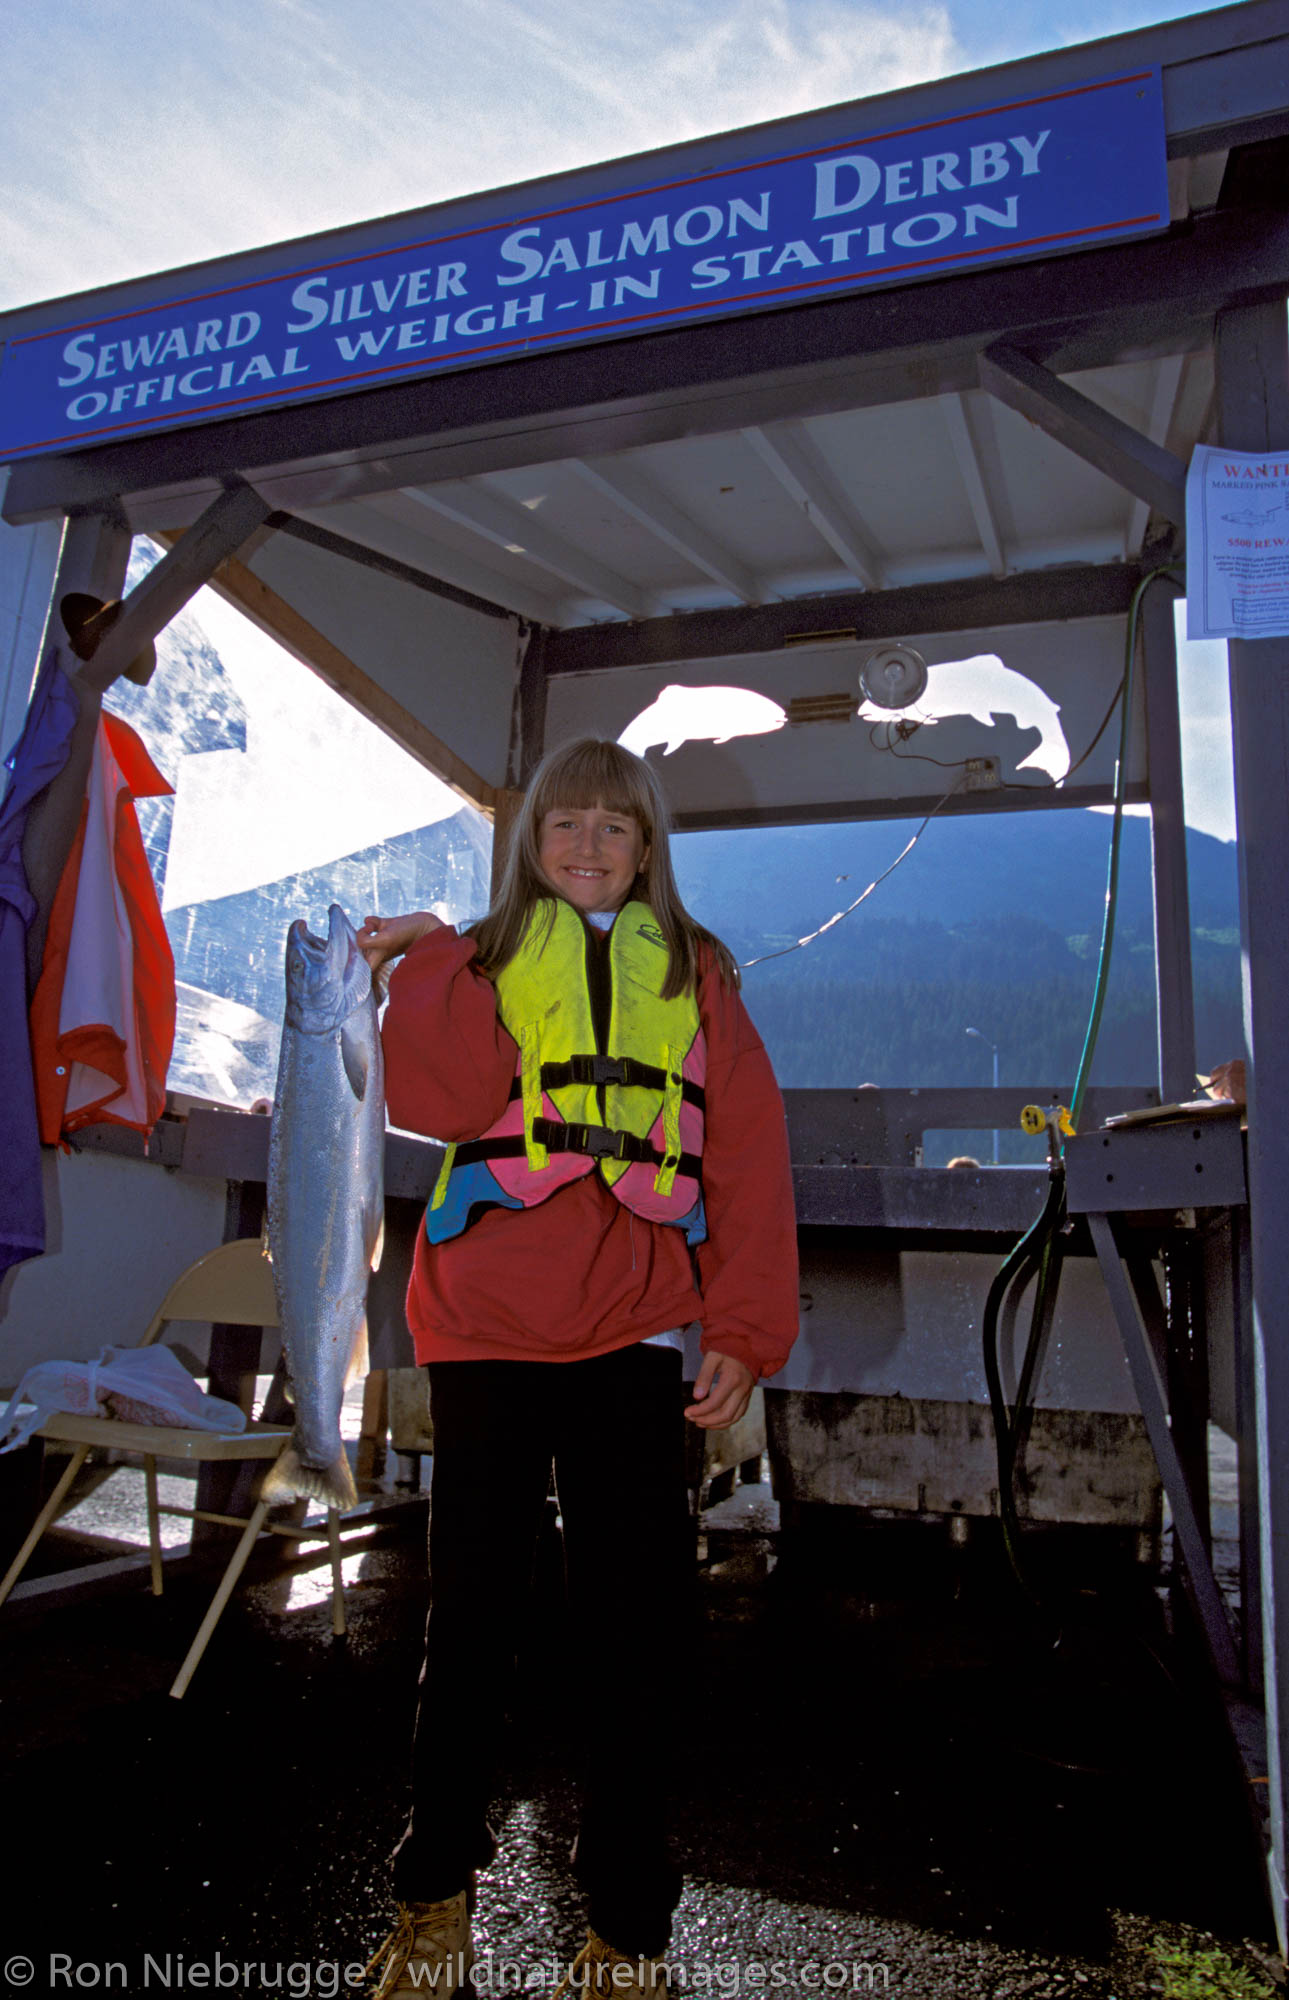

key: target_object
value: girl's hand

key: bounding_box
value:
[684,1350,756,1430]
[356,911,444,970]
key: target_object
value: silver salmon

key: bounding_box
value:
[263,904,384,1509]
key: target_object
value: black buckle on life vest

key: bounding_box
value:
[545,1053,654,1089]
[575,1054,630,1087]
[568,1120,632,1160]
[533,1117,654,1164]
[537,1055,708,1111]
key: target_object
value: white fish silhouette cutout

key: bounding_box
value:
[859,655,1070,781]
[619,683,787,757]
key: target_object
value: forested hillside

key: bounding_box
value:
[672,808,1243,1097]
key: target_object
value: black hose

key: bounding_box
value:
[980,1161,1067,1596]
[981,563,1182,1587]
[1010,1220,1067,1474]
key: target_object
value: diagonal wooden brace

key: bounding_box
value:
[22,481,277,984]
[80,481,275,692]
[1087,1211,1240,1685]
[978,342,1190,527]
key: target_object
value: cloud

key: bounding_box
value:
[0,0,960,309]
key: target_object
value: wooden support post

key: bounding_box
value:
[327,1510,347,1637]
[517,623,549,787]
[489,620,549,896]
[1088,1214,1239,1684]
[1215,293,1289,1952]
[356,1370,388,1484]
[20,511,132,983]
[1141,577,1196,1104]
[490,788,525,901]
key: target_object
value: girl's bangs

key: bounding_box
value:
[530,740,655,827]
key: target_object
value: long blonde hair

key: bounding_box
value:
[473,737,738,997]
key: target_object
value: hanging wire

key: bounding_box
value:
[868,718,974,770]
[756,582,1178,978]
[741,774,966,967]
[1067,562,1182,1129]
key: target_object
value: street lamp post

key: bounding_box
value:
[965,1026,1000,1164]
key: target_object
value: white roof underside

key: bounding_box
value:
[266,347,1209,632]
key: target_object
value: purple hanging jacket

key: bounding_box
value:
[0,652,79,1278]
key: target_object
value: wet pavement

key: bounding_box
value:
[0,1464,1281,2000]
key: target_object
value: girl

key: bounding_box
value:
[360,737,798,2000]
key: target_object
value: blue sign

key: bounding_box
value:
[0,70,1166,463]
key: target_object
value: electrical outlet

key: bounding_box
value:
[964,756,1000,790]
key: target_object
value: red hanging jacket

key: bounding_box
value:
[29,711,175,1142]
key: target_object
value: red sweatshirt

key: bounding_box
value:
[382,922,799,1377]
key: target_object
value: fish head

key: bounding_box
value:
[283,904,373,1035]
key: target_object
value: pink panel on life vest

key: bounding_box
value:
[489,1089,589,1205]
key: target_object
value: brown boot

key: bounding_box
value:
[552,1929,670,1998]
[366,1891,472,1997]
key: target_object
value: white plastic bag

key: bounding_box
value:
[0,1345,248,1454]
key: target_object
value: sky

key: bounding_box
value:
[1,0,1228,312]
[3,0,1239,842]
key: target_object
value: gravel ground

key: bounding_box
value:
[0,1467,1279,2000]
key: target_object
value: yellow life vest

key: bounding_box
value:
[425,898,707,1244]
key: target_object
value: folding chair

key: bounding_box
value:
[0,1236,354,1698]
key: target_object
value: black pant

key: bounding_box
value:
[392,1343,693,1957]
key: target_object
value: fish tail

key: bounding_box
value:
[262,1442,358,1511]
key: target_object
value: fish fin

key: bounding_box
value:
[345,1318,370,1390]
[368,1214,385,1273]
[340,1024,369,1100]
[262,1443,358,1512]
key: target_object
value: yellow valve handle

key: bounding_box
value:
[1019,1103,1076,1139]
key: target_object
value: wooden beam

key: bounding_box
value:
[939,392,1007,577]
[741,425,882,589]
[360,489,570,626]
[542,556,1164,677]
[179,542,497,813]
[402,481,652,619]
[667,776,1142,833]
[569,458,760,604]
[265,510,514,621]
[978,342,1190,525]
[1126,352,1186,553]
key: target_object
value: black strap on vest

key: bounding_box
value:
[505,1055,705,1108]
[452,1121,702,1179]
